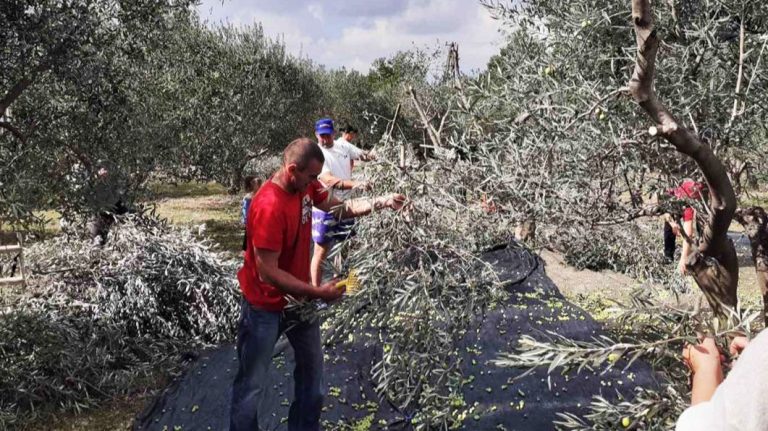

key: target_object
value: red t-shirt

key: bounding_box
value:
[683,207,695,222]
[237,179,328,311]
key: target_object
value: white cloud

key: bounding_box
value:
[197,0,504,73]
[307,3,324,21]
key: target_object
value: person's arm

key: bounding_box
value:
[683,337,724,405]
[662,213,680,235]
[344,141,375,162]
[318,172,369,191]
[255,248,343,301]
[314,193,405,219]
[679,217,695,274]
[357,150,376,161]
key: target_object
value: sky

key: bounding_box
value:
[196,0,506,74]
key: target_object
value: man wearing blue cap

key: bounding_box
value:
[310,118,375,287]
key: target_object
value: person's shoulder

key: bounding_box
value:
[253,181,282,202]
[334,138,352,149]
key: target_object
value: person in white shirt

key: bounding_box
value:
[310,119,375,287]
[676,331,768,430]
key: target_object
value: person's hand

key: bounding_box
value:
[315,278,344,301]
[683,337,723,375]
[365,150,377,161]
[480,194,498,214]
[678,258,688,275]
[729,336,749,358]
[382,193,406,210]
[671,224,681,236]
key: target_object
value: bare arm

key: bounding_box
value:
[679,218,695,274]
[357,151,376,162]
[255,248,342,300]
[690,361,723,405]
[683,338,724,405]
[314,193,405,219]
[319,173,366,191]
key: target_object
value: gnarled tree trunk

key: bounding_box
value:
[629,0,738,317]
[735,207,768,324]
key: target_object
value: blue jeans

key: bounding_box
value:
[230,302,324,431]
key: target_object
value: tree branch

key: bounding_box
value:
[564,87,629,131]
[0,121,26,144]
[728,20,746,126]
[628,0,739,317]
[409,86,441,148]
[629,0,736,255]
[0,61,53,115]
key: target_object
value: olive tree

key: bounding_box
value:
[466,0,768,314]
[156,20,322,191]
[1,0,195,225]
[479,0,768,427]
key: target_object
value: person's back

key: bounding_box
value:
[240,176,262,252]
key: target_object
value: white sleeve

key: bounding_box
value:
[343,141,365,160]
[676,403,721,431]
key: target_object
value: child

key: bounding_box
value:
[241,176,262,252]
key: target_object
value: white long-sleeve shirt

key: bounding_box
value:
[676,330,768,431]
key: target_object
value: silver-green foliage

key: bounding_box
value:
[495,291,760,429]
[0,216,240,426]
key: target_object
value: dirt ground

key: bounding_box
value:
[541,247,763,319]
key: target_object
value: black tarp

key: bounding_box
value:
[134,245,659,430]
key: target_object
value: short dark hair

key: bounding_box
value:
[283,137,325,170]
[341,125,358,134]
[243,175,256,191]
[243,175,261,191]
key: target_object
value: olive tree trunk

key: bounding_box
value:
[735,207,768,324]
[629,0,739,317]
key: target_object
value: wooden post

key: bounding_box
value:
[0,232,26,286]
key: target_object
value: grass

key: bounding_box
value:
[151,193,244,255]
[23,394,147,431]
[148,180,228,200]
[22,370,173,431]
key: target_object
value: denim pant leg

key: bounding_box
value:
[284,317,324,431]
[230,302,281,431]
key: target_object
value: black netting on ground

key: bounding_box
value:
[134,246,658,431]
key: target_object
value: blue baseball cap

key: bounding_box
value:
[315,118,334,135]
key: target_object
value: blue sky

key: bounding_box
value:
[197,0,505,73]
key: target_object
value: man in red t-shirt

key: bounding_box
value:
[230,138,405,431]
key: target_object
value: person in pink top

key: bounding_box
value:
[663,180,705,274]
